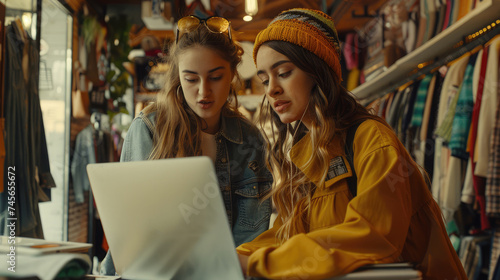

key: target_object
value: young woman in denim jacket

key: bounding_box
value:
[101,15,272,275]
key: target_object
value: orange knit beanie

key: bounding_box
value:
[253,8,342,80]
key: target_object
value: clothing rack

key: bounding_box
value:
[352,0,500,104]
[361,19,500,106]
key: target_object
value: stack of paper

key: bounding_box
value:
[0,236,92,279]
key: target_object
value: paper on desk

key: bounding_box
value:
[0,252,91,279]
[84,275,121,280]
[331,263,422,280]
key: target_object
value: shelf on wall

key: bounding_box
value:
[352,0,500,104]
[135,92,158,102]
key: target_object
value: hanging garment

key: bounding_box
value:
[441,0,453,31]
[0,24,54,238]
[417,72,438,180]
[402,0,419,53]
[431,53,469,208]
[440,153,468,223]
[423,71,445,183]
[462,48,485,204]
[27,32,55,200]
[420,73,438,142]
[71,125,96,204]
[489,222,500,280]
[449,0,460,27]
[402,80,421,150]
[1,24,34,236]
[423,0,437,43]
[457,0,473,20]
[462,159,475,204]
[410,75,433,128]
[448,51,479,159]
[469,44,491,230]
[434,79,463,141]
[485,74,500,217]
[459,235,491,280]
[401,80,422,131]
[414,0,429,49]
[377,94,389,118]
[434,0,447,38]
[382,91,395,120]
[434,52,469,143]
[393,83,420,157]
[434,51,477,143]
[475,35,500,177]
[393,86,413,141]
[386,88,405,129]
[436,53,478,223]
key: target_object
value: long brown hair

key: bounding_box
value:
[259,41,383,242]
[144,25,244,159]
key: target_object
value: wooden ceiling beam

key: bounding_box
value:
[72,0,391,42]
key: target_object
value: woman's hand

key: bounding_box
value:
[238,253,249,276]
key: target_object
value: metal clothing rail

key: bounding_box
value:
[360,19,500,106]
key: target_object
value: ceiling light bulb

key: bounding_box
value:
[245,0,258,16]
[22,13,32,29]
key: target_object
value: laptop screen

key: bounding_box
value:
[87,157,244,280]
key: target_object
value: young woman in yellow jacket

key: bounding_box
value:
[236,8,467,280]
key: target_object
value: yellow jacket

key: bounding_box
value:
[237,119,466,280]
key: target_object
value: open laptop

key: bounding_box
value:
[87,156,244,280]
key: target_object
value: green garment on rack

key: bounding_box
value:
[449,52,478,159]
[434,81,463,142]
[436,52,477,143]
[409,75,432,128]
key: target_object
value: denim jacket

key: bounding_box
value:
[101,111,272,275]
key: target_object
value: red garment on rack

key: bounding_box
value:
[441,0,452,32]
[469,45,490,230]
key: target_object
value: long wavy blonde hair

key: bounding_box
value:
[259,41,383,242]
[144,25,244,159]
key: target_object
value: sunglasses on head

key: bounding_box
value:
[176,15,232,43]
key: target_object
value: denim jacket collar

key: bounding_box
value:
[218,116,243,145]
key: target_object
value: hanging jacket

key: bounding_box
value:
[0,24,54,238]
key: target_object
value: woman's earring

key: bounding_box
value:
[226,85,237,105]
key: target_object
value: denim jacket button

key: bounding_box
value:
[253,186,257,189]
[221,157,227,163]
[225,186,231,191]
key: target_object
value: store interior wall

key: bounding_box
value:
[2,0,500,277]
